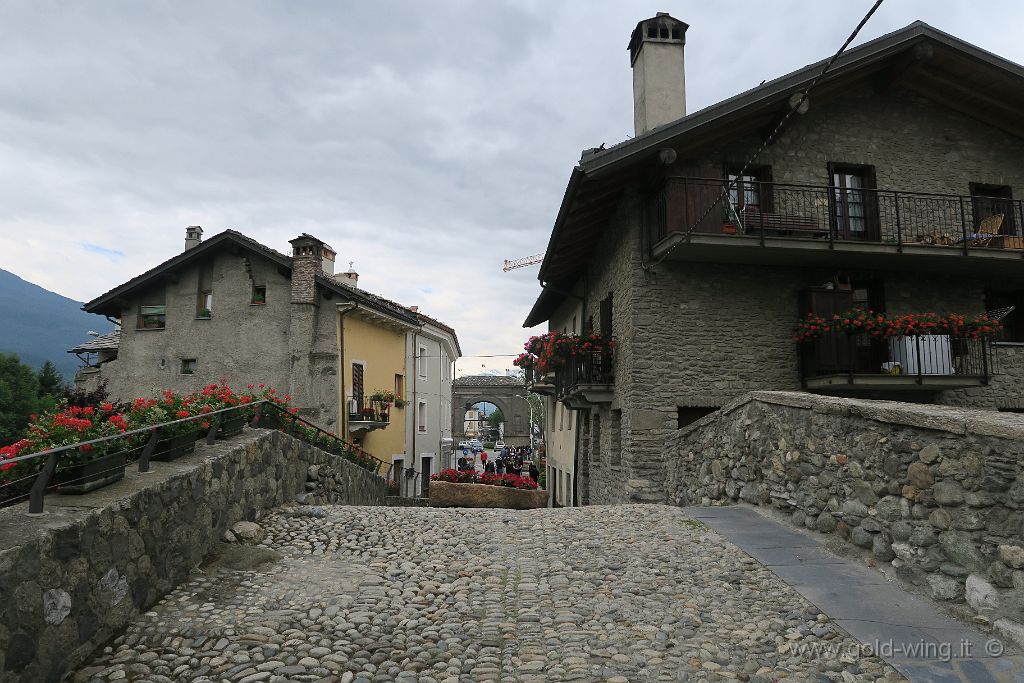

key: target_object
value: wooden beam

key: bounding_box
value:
[907,76,1024,139]
[873,42,934,94]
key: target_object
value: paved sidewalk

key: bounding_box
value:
[687,505,1024,683]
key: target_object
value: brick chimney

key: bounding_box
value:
[289,234,325,304]
[184,225,203,250]
[628,13,688,135]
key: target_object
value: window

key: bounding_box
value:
[418,401,427,432]
[138,305,166,330]
[986,290,1024,342]
[351,362,365,409]
[418,346,428,378]
[592,413,601,463]
[829,163,878,240]
[251,285,266,305]
[180,358,197,375]
[600,293,614,338]
[677,406,718,429]
[725,165,772,221]
[610,409,622,465]
[197,291,212,318]
[970,183,1016,235]
[395,373,404,400]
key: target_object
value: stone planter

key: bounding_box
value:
[56,449,129,494]
[218,410,246,438]
[153,429,202,461]
[428,480,547,510]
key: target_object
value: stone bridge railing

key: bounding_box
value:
[663,391,1024,638]
[0,428,385,682]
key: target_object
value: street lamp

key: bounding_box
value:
[514,394,535,452]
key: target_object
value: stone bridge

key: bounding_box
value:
[6,402,1024,683]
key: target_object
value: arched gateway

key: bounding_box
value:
[452,375,531,447]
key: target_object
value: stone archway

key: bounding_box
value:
[452,375,531,446]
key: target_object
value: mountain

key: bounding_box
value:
[0,269,112,382]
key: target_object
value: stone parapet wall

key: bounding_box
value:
[0,429,385,682]
[663,391,1024,631]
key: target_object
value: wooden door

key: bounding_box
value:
[971,183,1015,235]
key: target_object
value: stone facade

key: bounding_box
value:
[0,429,385,683]
[662,391,1024,631]
[559,83,1024,505]
[81,246,342,430]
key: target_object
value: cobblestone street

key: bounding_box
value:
[73,504,905,683]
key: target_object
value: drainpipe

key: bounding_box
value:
[337,303,358,437]
[411,327,422,495]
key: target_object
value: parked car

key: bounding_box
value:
[494,441,506,451]
[458,440,469,450]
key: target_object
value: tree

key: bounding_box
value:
[0,353,42,446]
[487,408,505,434]
[37,360,66,398]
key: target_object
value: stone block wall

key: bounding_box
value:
[0,429,385,683]
[663,392,1024,630]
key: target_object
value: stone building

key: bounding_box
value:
[524,16,1024,505]
[75,228,460,476]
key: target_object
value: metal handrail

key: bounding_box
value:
[4,399,398,514]
[257,402,391,475]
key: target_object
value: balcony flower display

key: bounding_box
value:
[793,309,1003,343]
[514,331,616,375]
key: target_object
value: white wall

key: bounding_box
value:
[545,293,583,507]
[405,323,459,484]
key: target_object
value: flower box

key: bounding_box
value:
[56,449,129,495]
[428,480,547,510]
[218,410,247,438]
[153,429,202,461]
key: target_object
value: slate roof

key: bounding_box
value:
[454,374,524,387]
[68,330,121,354]
[82,229,420,326]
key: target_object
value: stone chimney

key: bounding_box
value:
[336,261,359,288]
[628,13,688,136]
[289,234,325,304]
[184,225,203,250]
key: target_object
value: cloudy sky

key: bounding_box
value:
[2,1,1021,373]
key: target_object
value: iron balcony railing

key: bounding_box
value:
[0,401,408,514]
[555,348,615,399]
[347,396,391,424]
[651,177,1024,252]
[799,329,995,385]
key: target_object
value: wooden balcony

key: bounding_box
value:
[556,349,615,408]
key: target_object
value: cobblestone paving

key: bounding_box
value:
[73,504,905,682]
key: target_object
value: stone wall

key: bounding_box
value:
[663,391,1024,631]
[0,429,386,682]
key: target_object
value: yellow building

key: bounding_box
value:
[338,305,417,467]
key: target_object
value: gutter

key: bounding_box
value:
[336,303,358,436]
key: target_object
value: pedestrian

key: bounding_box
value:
[529,462,539,483]
[457,456,466,470]
[480,451,488,467]
[485,460,495,474]
[495,458,505,475]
